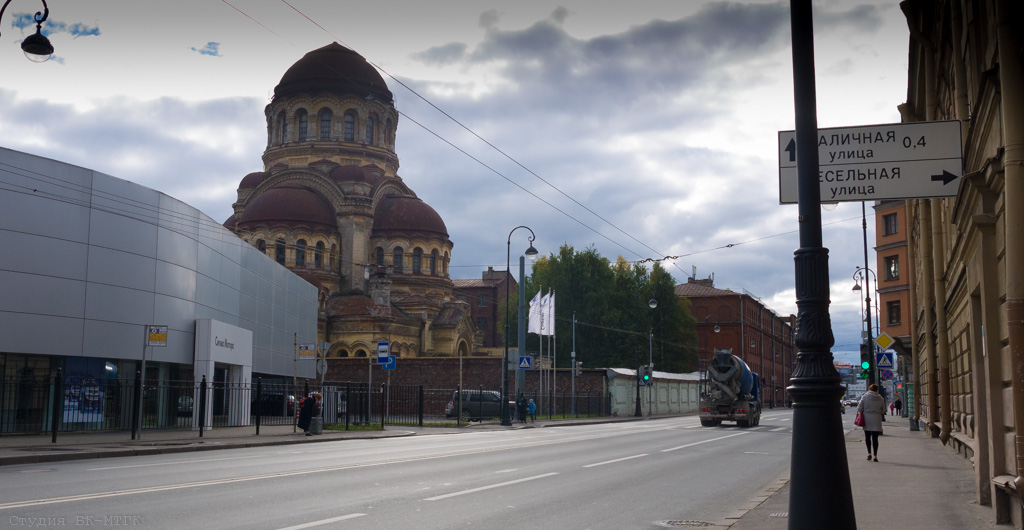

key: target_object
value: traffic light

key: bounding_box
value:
[859,343,872,379]
[641,365,652,384]
[574,361,583,376]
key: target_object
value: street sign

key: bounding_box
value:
[779,120,962,203]
[874,331,895,351]
[876,352,894,370]
[147,325,168,347]
[380,355,396,370]
[881,369,894,381]
[519,356,532,369]
[376,341,390,362]
[298,344,316,359]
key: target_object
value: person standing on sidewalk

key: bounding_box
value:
[894,395,903,416]
[297,392,321,436]
[527,399,536,423]
[516,393,528,424]
[858,384,886,461]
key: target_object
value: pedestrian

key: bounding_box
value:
[516,393,527,423]
[894,396,903,416]
[857,384,886,462]
[527,398,536,423]
[297,392,321,436]
[890,400,896,415]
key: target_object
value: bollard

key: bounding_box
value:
[50,369,62,444]
[255,377,262,436]
[199,375,207,438]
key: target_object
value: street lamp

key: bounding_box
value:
[0,0,54,62]
[634,292,656,417]
[853,266,878,385]
[503,226,538,426]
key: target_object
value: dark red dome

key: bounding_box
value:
[274,42,393,104]
[372,195,448,239]
[239,171,268,190]
[237,187,336,230]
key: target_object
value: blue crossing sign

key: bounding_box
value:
[876,352,894,370]
[519,356,532,369]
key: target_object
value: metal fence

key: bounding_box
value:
[1,375,609,436]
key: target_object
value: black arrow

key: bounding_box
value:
[785,138,796,162]
[931,170,958,185]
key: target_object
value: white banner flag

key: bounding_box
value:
[544,291,556,337]
[528,291,543,335]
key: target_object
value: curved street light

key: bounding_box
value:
[502,226,537,426]
[853,266,878,385]
[0,0,54,62]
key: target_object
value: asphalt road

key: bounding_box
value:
[0,410,798,529]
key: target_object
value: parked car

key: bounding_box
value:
[444,390,504,420]
[177,395,194,416]
[252,393,295,416]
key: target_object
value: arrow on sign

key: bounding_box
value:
[785,138,796,162]
[931,170,958,185]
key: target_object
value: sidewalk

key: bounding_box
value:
[727,423,1001,529]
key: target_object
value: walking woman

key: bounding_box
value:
[857,384,887,461]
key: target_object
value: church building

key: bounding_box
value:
[224,43,480,361]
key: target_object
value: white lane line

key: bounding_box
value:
[770,427,787,432]
[88,455,261,471]
[661,432,748,452]
[275,513,367,529]
[582,454,648,468]
[423,473,559,501]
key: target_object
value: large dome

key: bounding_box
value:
[372,195,448,240]
[237,187,337,231]
[274,42,393,104]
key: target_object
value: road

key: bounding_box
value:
[0,410,802,529]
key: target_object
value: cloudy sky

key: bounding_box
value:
[0,0,910,364]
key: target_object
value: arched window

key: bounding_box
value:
[393,247,403,273]
[278,112,287,143]
[385,119,394,147]
[344,111,356,142]
[339,350,349,358]
[412,248,422,275]
[275,239,286,265]
[430,250,438,275]
[295,239,306,267]
[319,109,332,140]
[365,116,375,144]
[330,244,337,271]
[443,251,449,275]
[355,349,367,357]
[257,239,266,254]
[376,247,385,267]
[315,242,324,268]
[297,110,308,141]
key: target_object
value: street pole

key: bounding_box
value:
[504,226,537,426]
[862,202,877,387]
[787,1,856,528]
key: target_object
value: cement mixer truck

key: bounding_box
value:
[699,348,762,427]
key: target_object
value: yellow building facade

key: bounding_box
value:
[224,43,479,361]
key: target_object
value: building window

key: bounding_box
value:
[296,239,306,267]
[319,109,332,140]
[297,110,307,141]
[279,112,287,143]
[430,250,438,275]
[883,213,898,236]
[478,296,488,308]
[344,111,355,141]
[886,301,901,326]
[885,255,900,280]
[376,247,385,267]
[477,317,487,330]
[257,239,266,254]
[393,247,403,273]
[412,248,422,274]
[456,295,468,302]
[315,242,324,268]
[331,244,337,271]
[365,117,375,144]
[275,239,286,265]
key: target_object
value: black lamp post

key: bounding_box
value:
[787,1,856,528]
[634,290,657,417]
[853,266,877,386]
[503,226,537,426]
[0,0,54,62]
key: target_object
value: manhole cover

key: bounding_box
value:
[657,521,715,528]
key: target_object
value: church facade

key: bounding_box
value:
[224,43,480,361]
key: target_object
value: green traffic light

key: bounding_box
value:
[861,361,870,369]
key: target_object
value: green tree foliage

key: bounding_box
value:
[501,244,699,373]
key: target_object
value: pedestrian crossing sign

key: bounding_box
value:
[876,352,894,369]
[519,356,532,369]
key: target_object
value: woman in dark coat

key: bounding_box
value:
[516,394,528,423]
[298,392,321,436]
[857,384,887,461]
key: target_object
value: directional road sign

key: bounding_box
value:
[380,355,396,370]
[519,356,532,369]
[779,120,962,203]
[876,352,894,370]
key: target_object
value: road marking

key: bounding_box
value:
[661,432,748,452]
[88,454,261,471]
[423,473,558,501]
[495,469,518,473]
[770,427,787,432]
[275,513,366,529]
[582,454,648,468]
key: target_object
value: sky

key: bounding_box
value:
[0,0,911,365]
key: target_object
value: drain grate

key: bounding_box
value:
[657,521,715,527]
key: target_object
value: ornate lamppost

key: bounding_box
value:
[0,0,54,62]
[503,226,537,426]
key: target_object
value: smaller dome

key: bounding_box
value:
[329,165,379,186]
[237,187,337,230]
[372,195,448,239]
[239,171,268,190]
